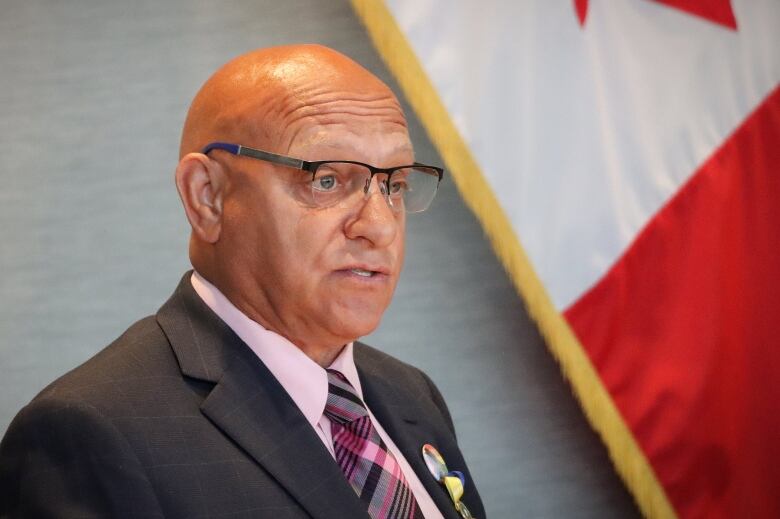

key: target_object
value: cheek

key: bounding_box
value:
[222,190,295,269]
[269,206,346,287]
[220,199,258,256]
[295,214,344,270]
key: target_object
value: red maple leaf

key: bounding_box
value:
[575,0,737,30]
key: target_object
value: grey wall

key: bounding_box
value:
[0,1,640,517]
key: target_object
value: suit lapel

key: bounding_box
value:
[156,273,368,519]
[200,348,368,519]
[356,350,465,519]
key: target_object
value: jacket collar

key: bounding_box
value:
[156,272,469,519]
[356,348,468,519]
[156,272,368,519]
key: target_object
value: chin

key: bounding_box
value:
[325,294,391,339]
[331,313,383,343]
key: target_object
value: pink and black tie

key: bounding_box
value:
[324,369,420,519]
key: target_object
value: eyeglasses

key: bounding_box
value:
[202,142,443,213]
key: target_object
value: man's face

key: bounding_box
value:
[219,109,411,352]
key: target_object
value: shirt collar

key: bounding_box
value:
[190,271,360,427]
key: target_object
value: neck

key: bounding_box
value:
[192,267,348,368]
[301,344,345,368]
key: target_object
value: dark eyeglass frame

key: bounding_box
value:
[201,141,444,187]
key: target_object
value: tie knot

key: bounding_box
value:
[324,369,369,425]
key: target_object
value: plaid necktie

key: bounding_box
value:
[324,369,420,519]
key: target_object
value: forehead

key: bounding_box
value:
[291,120,412,160]
[277,93,413,164]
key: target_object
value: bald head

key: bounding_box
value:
[180,44,407,158]
[174,45,414,365]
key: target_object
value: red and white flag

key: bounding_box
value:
[353,0,780,517]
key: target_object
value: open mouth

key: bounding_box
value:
[350,268,376,278]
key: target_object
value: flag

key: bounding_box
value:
[352,0,780,517]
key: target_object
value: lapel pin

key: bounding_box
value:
[421,444,475,518]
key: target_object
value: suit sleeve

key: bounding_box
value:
[0,397,164,518]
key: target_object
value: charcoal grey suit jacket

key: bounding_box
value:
[0,273,484,518]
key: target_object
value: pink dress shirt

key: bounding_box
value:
[191,272,443,519]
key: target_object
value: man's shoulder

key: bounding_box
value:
[353,340,414,368]
[353,341,426,382]
[32,315,181,413]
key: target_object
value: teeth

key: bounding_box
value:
[350,268,374,277]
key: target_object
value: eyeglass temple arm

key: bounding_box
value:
[202,142,306,170]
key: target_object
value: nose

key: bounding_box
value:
[345,176,401,247]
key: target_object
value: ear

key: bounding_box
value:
[175,152,225,243]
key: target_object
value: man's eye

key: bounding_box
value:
[313,174,338,192]
[388,179,409,196]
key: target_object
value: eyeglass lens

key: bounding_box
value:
[310,162,440,213]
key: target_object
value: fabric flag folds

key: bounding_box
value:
[351,0,780,518]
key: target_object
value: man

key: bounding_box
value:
[0,45,484,518]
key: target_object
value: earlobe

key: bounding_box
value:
[175,153,223,244]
